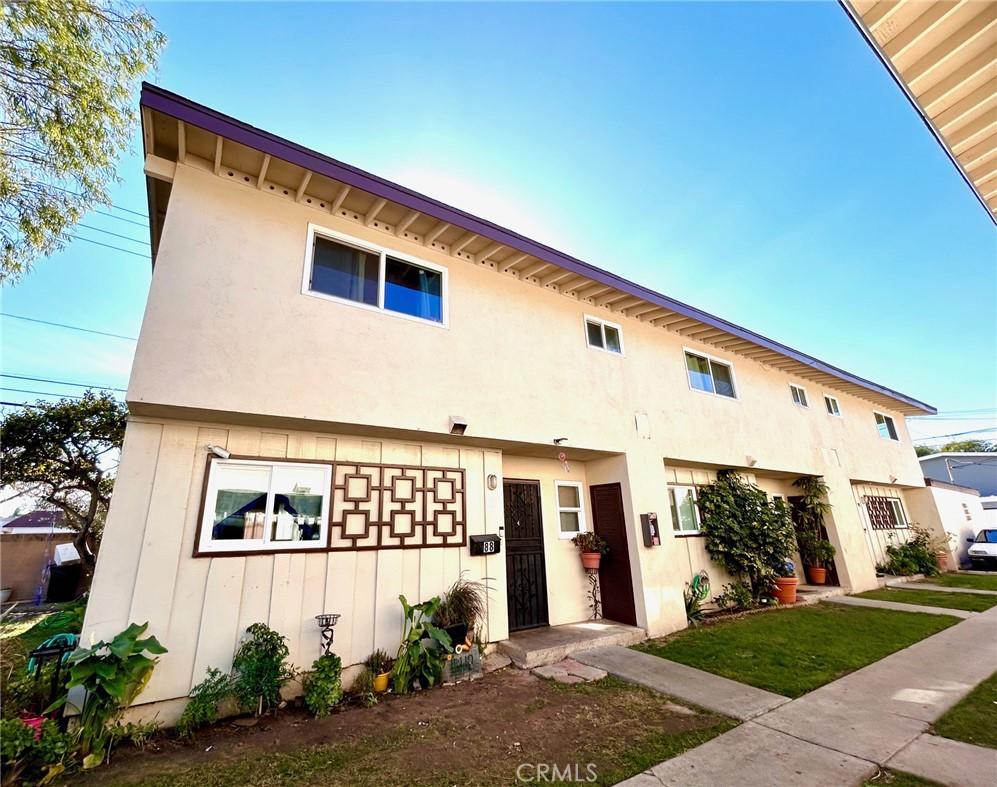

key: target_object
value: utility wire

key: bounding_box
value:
[93,208,148,228]
[68,234,151,259]
[77,223,150,246]
[0,313,138,341]
[0,401,42,409]
[47,183,148,218]
[0,373,127,393]
[913,427,997,441]
[0,387,86,400]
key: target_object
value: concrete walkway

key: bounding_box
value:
[573,646,788,720]
[618,605,997,786]
[825,594,976,619]
[894,581,997,596]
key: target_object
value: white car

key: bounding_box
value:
[967,529,997,571]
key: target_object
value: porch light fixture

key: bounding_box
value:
[889,475,898,484]
[487,474,498,491]
[449,416,468,436]
[206,444,231,460]
[315,613,341,656]
[745,455,758,467]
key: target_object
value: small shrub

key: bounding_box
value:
[302,653,343,717]
[364,649,392,675]
[714,581,754,611]
[106,720,160,752]
[391,595,451,694]
[1,717,74,785]
[54,622,166,769]
[433,572,488,630]
[351,665,378,708]
[176,667,232,738]
[883,526,943,576]
[231,623,294,716]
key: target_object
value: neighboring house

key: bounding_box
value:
[83,84,938,722]
[0,511,75,602]
[906,479,988,567]
[919,453,997,496]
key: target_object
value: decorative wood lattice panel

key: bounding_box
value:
[329,463,466,550]
[866,496,900,530]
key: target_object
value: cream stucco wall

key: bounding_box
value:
[85,162,936,716]
[906,485,985,566]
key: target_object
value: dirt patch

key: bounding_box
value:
[74,669,734,786]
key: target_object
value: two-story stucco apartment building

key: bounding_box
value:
[83,84,937,720]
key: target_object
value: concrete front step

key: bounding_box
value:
[497,620,646,669]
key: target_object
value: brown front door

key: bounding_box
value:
[504,480,550,632]
[589,483,638,626]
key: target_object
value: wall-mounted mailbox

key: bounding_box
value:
[469,534,501,556]
[640,513,660,547]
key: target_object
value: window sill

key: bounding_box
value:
[673,531,704,538]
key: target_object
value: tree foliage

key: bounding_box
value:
[0,391,127,566]
[0,0,165,281]
[915,440,995,457]
[697,470,796,602]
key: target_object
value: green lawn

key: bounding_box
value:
[857,588,997,612]
[917,573,997,592]
[635,603,958,698]
[933,670,997,749]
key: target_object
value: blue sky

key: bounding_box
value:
[2,1,995,444]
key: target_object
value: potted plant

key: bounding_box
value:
[772,560,799,605]
[571,531,608,571]
[432,573,487,651]
[366,649,392,693]
[797,530,836,585]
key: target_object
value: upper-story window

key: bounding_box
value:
[824,395,841,417]
[304,225,447,325]
[197,457,332,555]
[585,316,623,354]
[790,384,809,408]
[874,411,899,441]
[684,350,736,399]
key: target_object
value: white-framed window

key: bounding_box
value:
[874,411,899,441]
[684,349,737,399]
[824,395,841,417]
[197,458,332,554]
[584,315,624,355]
[668,485,701,534]
[555,480,587,538]
[790,384,809,408]
[302,224,448,326]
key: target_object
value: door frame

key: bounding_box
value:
[503,478,551,632]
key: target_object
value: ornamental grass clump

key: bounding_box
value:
[697,470,796,604]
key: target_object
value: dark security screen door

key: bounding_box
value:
[504,480,549,631]
[590,483,638,626]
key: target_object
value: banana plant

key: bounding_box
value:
[391,595,452,693]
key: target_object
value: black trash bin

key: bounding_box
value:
[46,564,81,603]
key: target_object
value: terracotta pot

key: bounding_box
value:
[580,552,602,571]
[805,566,827,585]
[772,576,799,605]
[936,551,950,572]
[373,672,390,693]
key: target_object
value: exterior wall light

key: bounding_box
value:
[449,416,468,436]
[487,474,498,490]
[206,444,231,460]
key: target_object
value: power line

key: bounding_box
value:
[0,387,86,400]
[93,208,148,228]
[47,183,148,218]
[77,223,149,246]
[0,313,138,341]
[68,234,151,259]
[0,401,42,409]
[913,427,997,442]
[0,374,127,393]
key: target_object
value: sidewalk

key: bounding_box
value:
[825,594,976,618]
[616,605,997,786]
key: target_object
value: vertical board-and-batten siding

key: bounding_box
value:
[851,482,913,568]
[83,418,504,707]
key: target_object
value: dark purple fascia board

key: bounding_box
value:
[140,82,936,415]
